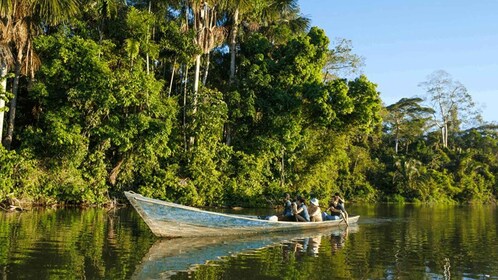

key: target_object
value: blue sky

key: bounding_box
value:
[298,0,498,123]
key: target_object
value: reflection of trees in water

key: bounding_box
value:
[105,207,125,247]
[0,208,155,279]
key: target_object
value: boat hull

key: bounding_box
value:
[125,191,359,238]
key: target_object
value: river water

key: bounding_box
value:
[0,204,497,279]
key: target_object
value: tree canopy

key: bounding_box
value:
[0,1,496,208]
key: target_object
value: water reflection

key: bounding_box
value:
[281,227,350,261]
[282,235,322,259]
[0,205,497,279]
[0,207,155,279]
[133,226,356,279]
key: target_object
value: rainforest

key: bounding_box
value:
[0,0,497,209]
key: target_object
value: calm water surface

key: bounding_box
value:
[0,204,497,279]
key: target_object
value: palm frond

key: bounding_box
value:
[33,0,80,25]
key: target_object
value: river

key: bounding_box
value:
[0,204,497,279]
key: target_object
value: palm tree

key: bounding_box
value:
[186,0,225,146]
[225,0,254,85]
[0,0,79,149]
[81,0,122,42]
[393,157,422,195]
[0,47,12,141]
[190,0,225,94]
[258,0,309,44]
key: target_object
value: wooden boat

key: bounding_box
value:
[125,191,359,238]
[132,226,358,279]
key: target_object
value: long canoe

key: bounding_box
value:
[124,191,359,238]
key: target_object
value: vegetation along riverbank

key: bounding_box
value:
[1,1,497,210]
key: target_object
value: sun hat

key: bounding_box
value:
[310,198,319,206]
[268,215,278,222]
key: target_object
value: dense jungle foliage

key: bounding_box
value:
[0,0,497,208]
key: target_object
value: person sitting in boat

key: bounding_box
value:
[293,197,310,222]
[324,197,349,226]
[308,198,323,222]
[281,193,293,220]
[333,192,349,221]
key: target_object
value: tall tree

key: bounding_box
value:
[344,75,382,134]
[385,97,434,154]
[190,0,225,95]
[187,0,226,147]
[222,0,308,145]
[419,70,481,148]
[225,0,256,85]
[0,62,9,140]
[258,0,309,45]
[0,0,79,149]
[323,38,364,81]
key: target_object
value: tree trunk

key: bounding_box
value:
[0,62,7,143]
[280,149,285,187]
[168,58,176,97]
[146,0,151,75]
[109,157,125,186]
[224,123,231,146]
[444,123,448,148]
[182,64,189,152]
[202,52,210,85]
[146,53,150,75]
[394,119,399,154]
[193,54,201,113]
[190,54,201,146]
[440,126,446,148]
[225,8,240,146]
[4,61,21,150]
[229,8,239,85]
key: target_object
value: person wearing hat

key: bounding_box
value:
[308,198,323,222]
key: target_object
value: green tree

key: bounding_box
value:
[22,26,177,203]
[392,156,423,199]
[225,0,260,85]
[343,75,382,134]
[0,0,79,149]
[259,0,309,44]
[385,97,434,154]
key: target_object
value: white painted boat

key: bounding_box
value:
[125,191,359,238]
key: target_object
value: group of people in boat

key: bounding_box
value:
[278,193,349,226]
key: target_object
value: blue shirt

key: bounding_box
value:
[283,200,293,217]
[298,204,310,222]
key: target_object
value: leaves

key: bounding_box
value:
[1,1,497,207]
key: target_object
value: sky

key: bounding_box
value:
[298,0,498,123]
